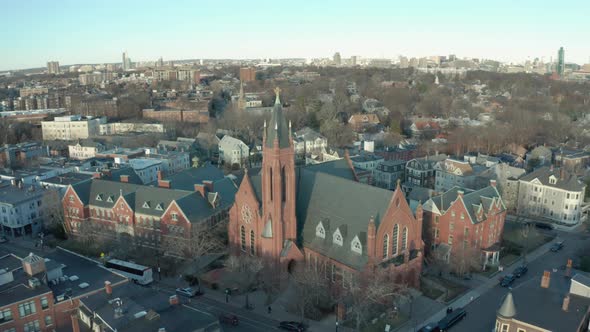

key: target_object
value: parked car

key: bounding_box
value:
[175,287,201,298]
[418,323,441,332]
[438,308,466,331]
[500,274,516,287]
[513,266,528,278]
[535,222,554,230]
[550,241,564,252]
[219,313,239,326]
[279,321,305,332]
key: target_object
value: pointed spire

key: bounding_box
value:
[264,119,267,128]
[498,292,517,318]
[274,121,278,130]
[274,86,281,105]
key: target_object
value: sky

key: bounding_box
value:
[2,0,590,71]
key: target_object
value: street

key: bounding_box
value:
[446,228,587,332]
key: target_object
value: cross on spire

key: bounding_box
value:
[274,87,281,105]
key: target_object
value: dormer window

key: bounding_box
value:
[106,196,113,203]
[333,228,343,246]
[142,201,150,209]
[549,175,557,185]
[351,236,362,255]
[155,204,163,211]
[96,194,103,201]
[316,222,325,239]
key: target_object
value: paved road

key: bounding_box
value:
[446,229,587,332]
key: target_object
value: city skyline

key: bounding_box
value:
[2,0,590,71]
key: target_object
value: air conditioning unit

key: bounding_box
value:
[28,277,41,289]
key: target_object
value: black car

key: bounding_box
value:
[418,323,441,332]
[500,274,516,287]
[279,321,305,332]
[550,241,564,252]
[513,266,528,278]
[535,222,554,230]
[438,308,466,331]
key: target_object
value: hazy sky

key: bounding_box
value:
[2,0,590,71]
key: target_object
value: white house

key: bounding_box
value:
[218,135,249,167]
[293,127,328,154]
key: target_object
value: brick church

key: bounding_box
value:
[228,88,423,288]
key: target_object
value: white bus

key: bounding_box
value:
[105,259,153,285]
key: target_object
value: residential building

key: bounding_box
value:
[239,67,256,82]
[373,160,406,190]
[47,61,60,75]
[75,283,221,332]
[127,159,163,184]
[405,154,448,189]
[0,249,126,332]
[422,182,506,268]
[39,173,93,197]
[517,167,586,225]
[68,141,105,160]
[228,90,423,303]
[62,169,236,256]
[99,122,165,136]
[0,181,48,238]
[19,87,49,98]
[526,146,553,167]
[0,142,49,168]
[434,158,484,192]
[554,148,590,175]
[293,127,328,155]
[362,98,390,117]
[96,147,145,162]
[476,163,526,211]
[142,107,209,124]
[157,137,199,155]
[409,120,442,139]
[41,115,105,141]
[348,113,380,132]
[495,272,590,332]
[349,153,385,185]
[218,135,249,167]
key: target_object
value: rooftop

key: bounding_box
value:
[0,254,52,307]
[0,182,45,205]
[40,172,94,186]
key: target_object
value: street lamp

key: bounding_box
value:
[335,320,339,332]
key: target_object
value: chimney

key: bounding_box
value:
[92,172,102,179]
[203,180,214,192]
[71,314,81,332]
[560,168,565,180]
[490,179,497,188]
[550,165,554,172]
[120,175,129,183]
[105,281,112,295]
[157,170,163,181]
[541,270,551,288]
[566,259,572,278]
[194,184,206,197]
[562,295,570,312]
[158,180,171,189]
[169,295,179,306]
[457,190,464,198]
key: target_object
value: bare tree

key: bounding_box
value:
[343,269,410,331]
[224,255,264,309]
[449,243,482,276]
[291,264,332,321]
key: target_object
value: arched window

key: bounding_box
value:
[392,224,399,256]
[383,234,389,259]
[401,227,408,251]
[240,226,246,252]
[281,166,286,202]
[250,230,255,255]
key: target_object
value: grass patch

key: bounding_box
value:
[479,265,499,278]
[502,221,554,256]
[427,276,467,302]
[422,283,444,300]
[500,254,520,266]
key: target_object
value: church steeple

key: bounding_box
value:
[265,87,291,149]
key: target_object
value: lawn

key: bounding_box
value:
[355,313,409,332]
[502,221,554,255]
[421,283,444,300]
[426,276,467,303]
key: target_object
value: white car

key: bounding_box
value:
[175,287,197,298]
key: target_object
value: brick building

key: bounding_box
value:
[62,167,236,256]
[239,67,256,82]
[228,89,423,292]
[422,182,506,269]
[142,108,209,124]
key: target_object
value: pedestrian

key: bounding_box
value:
[268,306,272,314]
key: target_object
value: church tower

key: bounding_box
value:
[260,87,297,258]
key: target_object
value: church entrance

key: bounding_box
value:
[287,259,296,274]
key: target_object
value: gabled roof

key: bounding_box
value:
[428,185,504,223]
[519,166,585,192]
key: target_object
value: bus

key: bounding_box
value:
[105,259,153,285]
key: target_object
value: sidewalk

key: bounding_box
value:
[156,275,353,332]
[394,236,558,332]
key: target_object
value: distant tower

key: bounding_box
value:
[237,81,246,110]
[333,52,342,66]
[47,61,60,75]
[557,47,565,77]
[122,51,131,71]
[157,57,164,67]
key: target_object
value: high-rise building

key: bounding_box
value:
[47,61,60,75]
[239,67,256,82]
[557,47,565,77]
[157,57,164,67]
[333,52,342,65]
[351,55,358,66]
[122,51,131,71]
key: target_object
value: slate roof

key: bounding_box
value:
[72,176,233,223]
[519,166,585,192]
[429,185,504,224]
[244,159,403,270]
[151,163,225,190]
[507,273,590,332]
[265,100,290,149]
